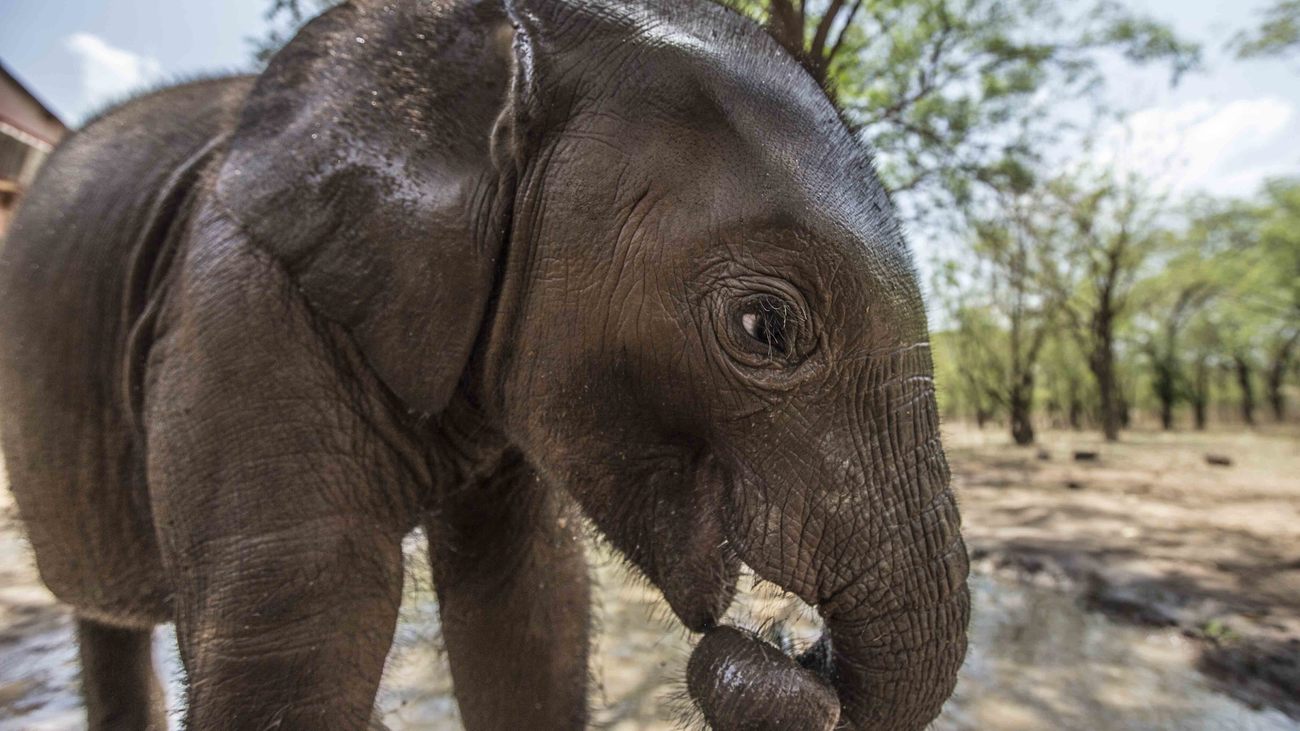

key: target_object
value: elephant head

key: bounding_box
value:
[481,3,971,728]
[217,0,968,727]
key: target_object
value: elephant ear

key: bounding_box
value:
[214,0,535,414]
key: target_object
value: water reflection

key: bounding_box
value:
[939,576,1295,731]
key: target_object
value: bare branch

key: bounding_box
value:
[810,0,848,61]
[825,0,865,68]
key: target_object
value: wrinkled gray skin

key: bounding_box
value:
[0,0,969,729]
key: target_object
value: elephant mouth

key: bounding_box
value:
[724,567,831,668]
[647,459,841,729]
[665,453,968,730]
[686,566,843,731]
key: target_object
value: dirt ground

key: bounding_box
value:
[948,423,1300,717]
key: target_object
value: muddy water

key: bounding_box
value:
[940,577,1295,731]
[1,532,1295,731]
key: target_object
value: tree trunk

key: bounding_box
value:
[1090,340,1120,441]
[1266,334,1297,422]
[1097,374,1120,440]
[1009,374,1035,446]
[1154,359,1175,430]
[1267,362,1286,421]
[1191,358,1209,431]
[1066,376,1083,430]
[1085,300,1122,442]
[1149,345,1178,431]
[1234,355,1256,426]
[1010,404,1034,445]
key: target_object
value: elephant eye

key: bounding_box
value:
[738,295,793,357]
[712,281,814,374]
[724,292,810,369]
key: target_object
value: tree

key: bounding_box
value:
[1251,180,1300,420]
[1039,331,1091,430]
[932,308,1006,427]
[1183,315,1221,430]
[934,178,1065,445]
[722,0,1197,226]
[1232,0,1300,60]
[1161,181,1300,427]
[1138,279,1214,430]
[1130,217,1227,430]
[1048,172,1163,441]
[1207,297,1271,427]
[1266,331,1299,420]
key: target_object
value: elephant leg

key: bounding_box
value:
[427,454,591,730]
[143,232,423,730]
[77,618,167,731]
[164,528,405,730]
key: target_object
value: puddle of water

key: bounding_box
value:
[1,533,1295,731]
[938,577,1296,731]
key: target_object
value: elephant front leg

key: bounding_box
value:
[165,523,405,730]
[148,376,412,730]
[427,454,591,730]
[143,235,424,730]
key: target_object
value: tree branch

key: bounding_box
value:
[825,0,865,68]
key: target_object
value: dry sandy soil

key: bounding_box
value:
[948,423,1300,717]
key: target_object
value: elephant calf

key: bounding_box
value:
[0,0,969,729]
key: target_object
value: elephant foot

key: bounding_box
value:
[687,625,840,731]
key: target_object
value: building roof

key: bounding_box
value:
[0,61,67,146]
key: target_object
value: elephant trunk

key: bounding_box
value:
[818,520,970,730]
[697,374,970,730]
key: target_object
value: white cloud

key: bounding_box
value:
[64,33,162,117]
[1093,97,1297,199]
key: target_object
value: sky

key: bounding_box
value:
[1,0,1297,203]
[1091,0,1300,200]
[0,0,269,122]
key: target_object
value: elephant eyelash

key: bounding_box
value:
[706,276,819,382]
[739,297,794,356]
[727,292,809,365]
